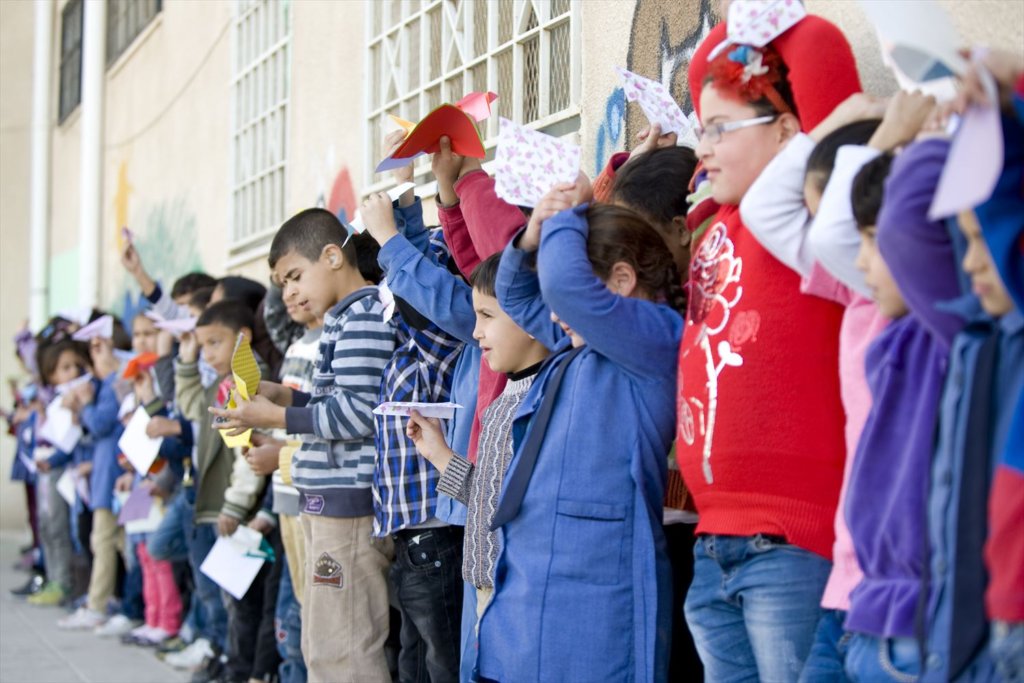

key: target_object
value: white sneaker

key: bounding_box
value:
[164,637,213,670]
[57,607,106,630]
[140,627,173,645]
[94,614,137,637]
[129,624,156,639]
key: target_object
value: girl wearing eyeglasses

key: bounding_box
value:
[675,16,862,683]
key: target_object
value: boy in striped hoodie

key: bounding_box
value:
[213,208,397,682]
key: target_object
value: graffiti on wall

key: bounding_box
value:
[311,145,359,225]
[592,0,719,173]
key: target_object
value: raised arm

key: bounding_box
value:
[739,133,816,277]
[538,205,683,380]
[455,169,527,261]
[876,138,965,348]
[495,237,563,350]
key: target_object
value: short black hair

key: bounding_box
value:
[851,152,895,229]
[196,299,256,335]
[189,286,215,311]
[215,276,267,314]
[806,119,882,192]
[170,272,217,300]
[268,208,358,271]
[612,146,698,226]
[37,339,90,387]
[351,232,383,284]
[470,252,502,298]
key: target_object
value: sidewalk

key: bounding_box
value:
[0,532,189,683]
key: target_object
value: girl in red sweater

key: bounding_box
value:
[677,16,860,682]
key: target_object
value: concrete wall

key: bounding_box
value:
[0,0,36,532]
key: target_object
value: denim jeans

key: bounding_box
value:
[190,522,228,651]
[147,491,191,562]
[390,525,464,683]
[844,633,921,683]
[685,534,831,683]
[992,621,1024,683]
[275,560,307,683]
[800,609,853,682]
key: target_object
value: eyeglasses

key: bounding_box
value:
[695,115,778,145]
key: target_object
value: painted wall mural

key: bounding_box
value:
[592,0,719,174]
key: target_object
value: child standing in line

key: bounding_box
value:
[403,251,551,674]
[477,197,684,683]
[213,209,397,682]
[677,15,861,679]
[29,337,93,607]
[58,316,132,631]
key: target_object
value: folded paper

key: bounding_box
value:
[145,311,198,337]
[122,352,159,380]
[616,67,691,138]
[117,486,155,525]
[118,406,164,474]
[200,527,268,600]
[493,118,581,208]
[39,397,83,454]
[72,315,113,342]
[346,182,417,236]
[708,0,807,60]
[373,401,462,420]
[374,92,498,173]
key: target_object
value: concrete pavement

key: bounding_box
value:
[0,532,190,683]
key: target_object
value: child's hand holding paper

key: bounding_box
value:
[405,410,455,473]
[616,67,690,138]
[360,192,401,246]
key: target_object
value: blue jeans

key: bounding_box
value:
[120,536,145,621]
[275,561,307,683]
[190,521,228,650]
[148,491,191,562]
[992,621,1024,683]
[800,609,852,682]
[685,534,832,683]
[844,634,921,683]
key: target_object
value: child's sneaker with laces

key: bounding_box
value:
[57,607,106,630]
[26,581,67,607]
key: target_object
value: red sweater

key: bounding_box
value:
[676,205,847,558]
[437,170,526,463]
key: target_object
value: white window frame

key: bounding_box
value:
[364,0,582,192]
[229,0,291,255]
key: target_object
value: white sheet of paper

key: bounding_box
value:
[373,402,462,420]
[39,399,83,454]
[56,469,77,506]
[72,315,113,342]
[200,531,266,600]
[929,65,1004,220]
[118,407,164,475]
[378,280,396,323]
[493,118,581,208]
[346,183,417,234]
[859,0,966,83]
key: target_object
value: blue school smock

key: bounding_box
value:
[80,374,125,511]
[477,205,682,683]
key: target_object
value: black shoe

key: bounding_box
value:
[190,653,227,683]
[9,573,45,597]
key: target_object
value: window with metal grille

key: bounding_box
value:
[230,0,291,251]
[58,0,84,124]
[106,0,162,66]
[365,0,580,188]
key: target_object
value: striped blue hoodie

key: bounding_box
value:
[285,287,396,518]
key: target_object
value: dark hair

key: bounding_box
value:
[268,208,358,271]
[85,310,131,351]
[851,152,895,229]
[37,339,90,387]
[170,272,217,300]
[612,146,698,227]
[805,119,882,192]
[350,232,383,284]
[215,276,267,314]
[196,300,256,335]
[585,204,687,315]
[470,252,502,298]
[189,286,215,311]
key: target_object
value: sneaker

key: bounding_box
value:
[165,637,214,670]
[138,627,174,646]
[156,636,188,656]
[95,614,138,637]
[189,652,227,683]
[57,607,106,630]
[27,582,68,607]
[10,573,45,597]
